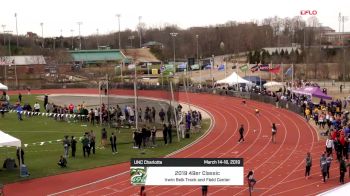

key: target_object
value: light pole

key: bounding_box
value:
[4,30,13,86]
[220,41,226,78]
[342,15,348,85]
[170,32,178,75]
[40,22,44,48]
[15,13,19,48]
[116,14,121,49]
[196,34,201,86]
[128,35,135,48]
[211,54,215,87]
[96,28,99,49]
[4,31,12,55]
[138,16,142,48]
[77,22,83,50]
[70,29,74,49]
[1,25,6,46]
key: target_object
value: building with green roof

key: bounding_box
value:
[69,48,126,65]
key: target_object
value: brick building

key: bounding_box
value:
[0,55,46,80]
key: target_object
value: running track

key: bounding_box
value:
[3,89,344,196]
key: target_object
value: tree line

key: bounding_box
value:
[0,15,344,63]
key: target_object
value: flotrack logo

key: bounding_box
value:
[300,10,318,15]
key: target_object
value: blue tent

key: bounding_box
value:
[177,63,187,69]
[204,64,212,70]
[218,64,225,71]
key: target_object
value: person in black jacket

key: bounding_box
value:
[110,132,117,154]
[141,126,147,147]
[167,124,172,144]
[201,185,208,196]
[238,124,245,143]
[71,136,77,158]
[58,155,67,168]
[163,124,168,145]
[16,148,24,165]
[340,156,347,184]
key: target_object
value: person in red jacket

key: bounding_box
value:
[68,103,74,114]
[331,130,337,140]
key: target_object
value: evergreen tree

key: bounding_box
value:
[248,51,253,63]
[280,49,285,63]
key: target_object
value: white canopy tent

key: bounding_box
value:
[0,131,21,147]
[317,182,350,196]
[0,130,23,176]
[215,72,254,86]
[0,83,8,91]
[263,81,284,91]
[263,81,284,88]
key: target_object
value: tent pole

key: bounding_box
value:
[19,147,22,177]
[170,81,180,142]
[236,61,238,91]
[292,64,294,100]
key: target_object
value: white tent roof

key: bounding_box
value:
[0,55,46,65]
[317,182,350,196]
[0,83,8,90]
[215,72,253,86]
[263,81,284,87]
[0,131,21,147]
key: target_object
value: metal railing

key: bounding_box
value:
[106,83,304,116]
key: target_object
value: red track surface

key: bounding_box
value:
[3,89,343,196]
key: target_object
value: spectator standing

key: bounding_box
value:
[163,124,168,145]
[340,156,347,184]
[68,103,74,114]
[167,124,173,144]
[44,95,48,109]
[16,148,24,165]
[179,122,186,139]
[101,128,107,148]
[110,132,117,154]
[16,104,23,121]
[146,127,151,147]
[325,136,334,157]
[71,136,77,158]
[340,84,343,93]
[89,109,95,125]
[81,134,90,157]
[89,130,96,154]
[326,153,333,179]
[18,93,22,103]
[320,153,328,183]
[63,135,70,158]
[135,129,143,149]
[141,126,147,147]
[138,108,143,122]
[305,152,312,179]
[151,126,157,147]
[159,109,165,123]
[152,107,156,122]
[94,108,99,124]
[167,107,172,123]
